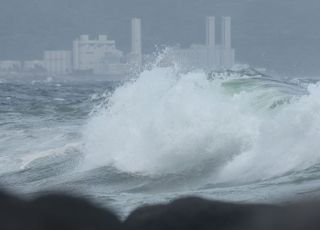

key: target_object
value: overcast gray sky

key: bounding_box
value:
[1,0,320,76]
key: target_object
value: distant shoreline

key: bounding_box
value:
[0,73,130,83]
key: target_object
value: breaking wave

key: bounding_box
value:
[82,66,320,186]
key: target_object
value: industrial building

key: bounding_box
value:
[170,16,235,71]
[44,50,72,75]
[0,22,140,77]
[72,34,128,75]
[70,18,142,76]
[0,16,238,78]
[23,60,45,72]
[0,61,21,72]
[38,18,141,76]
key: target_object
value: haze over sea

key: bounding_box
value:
[1,64,320,216]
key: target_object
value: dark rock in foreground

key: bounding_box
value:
[0,189,320,230]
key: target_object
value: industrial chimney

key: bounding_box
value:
[131,18,142,66]
[206,16,215,47]
[222,16,232,49]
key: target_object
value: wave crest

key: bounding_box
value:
[82,66,320,185]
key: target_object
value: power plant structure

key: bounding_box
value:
[0,16,237,78]
[222,17,232,49]
[221,16,234,68]
[44,50,72,75]
[131,18,142,67]
[169,16,235,71]
[206,16,215,47]
[0,18,144,77]
[72,34,125,75]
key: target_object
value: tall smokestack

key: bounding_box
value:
[206,16,215,47]
[222,16,232,49]
[131,18,142,66]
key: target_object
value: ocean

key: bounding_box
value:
[1,66,320,216]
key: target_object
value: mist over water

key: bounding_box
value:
[1,64,320,214]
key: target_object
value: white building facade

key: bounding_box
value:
[44,50,72,75]
[72,34,127,75]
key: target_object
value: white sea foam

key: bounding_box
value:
[217,83,320,183]
[82,65,320,184]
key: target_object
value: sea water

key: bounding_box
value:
[1,66,320,216]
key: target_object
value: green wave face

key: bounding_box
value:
[219,75,307,110]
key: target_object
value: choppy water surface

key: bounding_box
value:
[1,67,320,215]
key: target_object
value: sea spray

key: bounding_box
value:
[217,83,320,183]
[82,65,305,182]
[1,68,320,211]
